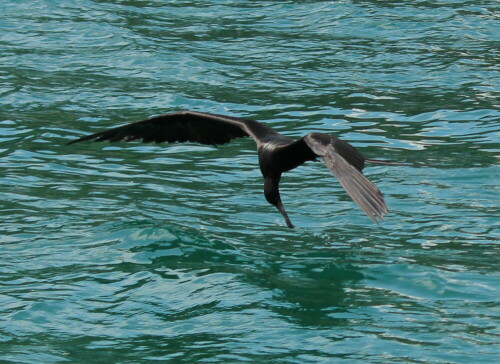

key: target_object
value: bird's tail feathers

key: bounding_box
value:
[365,159,408,166]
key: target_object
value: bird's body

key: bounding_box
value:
[68,110,391,228]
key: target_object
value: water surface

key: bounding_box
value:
[1,0,499,362]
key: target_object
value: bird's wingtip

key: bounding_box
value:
[66,137,85,145]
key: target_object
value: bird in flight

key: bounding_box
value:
[68,110,394,228]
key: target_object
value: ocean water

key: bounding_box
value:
[1,0,499,362]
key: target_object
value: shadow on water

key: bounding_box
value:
[246,260,364,328]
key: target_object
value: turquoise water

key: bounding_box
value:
[1,0,499,362]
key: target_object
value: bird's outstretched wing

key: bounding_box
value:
[67,110,279,146]
[303,133,387,223]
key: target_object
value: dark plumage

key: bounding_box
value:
[68,110,393,228]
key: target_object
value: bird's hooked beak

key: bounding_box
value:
[277,202,295,228]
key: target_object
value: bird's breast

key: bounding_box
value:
[257,141,302,176]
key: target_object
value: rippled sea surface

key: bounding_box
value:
[1,0,499,362]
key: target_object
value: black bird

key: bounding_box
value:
[68,110,392,228]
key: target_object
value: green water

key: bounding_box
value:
[1,0,499,362]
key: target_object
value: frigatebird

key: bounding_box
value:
[68,110,392,228]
